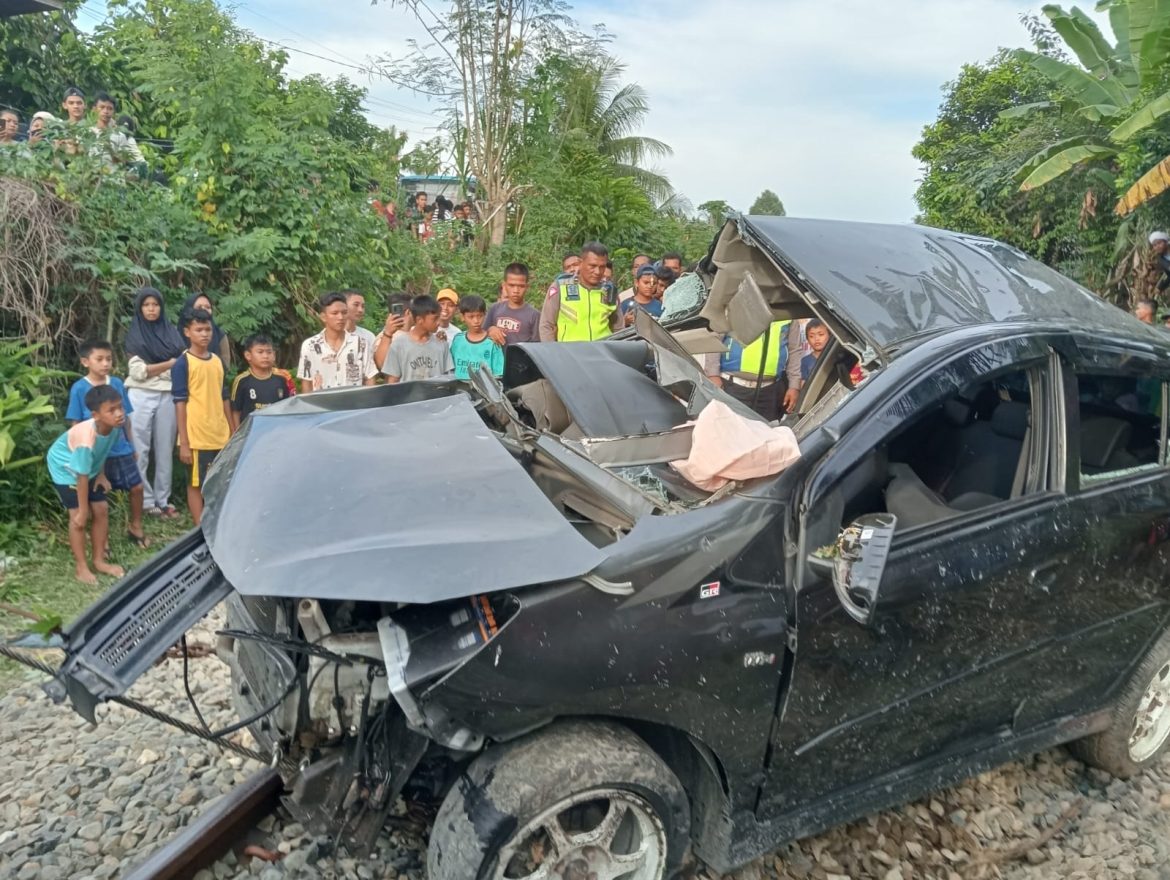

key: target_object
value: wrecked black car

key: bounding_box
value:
[47,217,1170,879]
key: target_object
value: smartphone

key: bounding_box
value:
[390,303,405,317]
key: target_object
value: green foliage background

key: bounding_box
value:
[0,0,712,540]
[913,7,1170,300]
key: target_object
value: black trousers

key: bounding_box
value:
[722,376,786,421]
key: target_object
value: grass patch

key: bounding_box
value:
[0,501,191,693]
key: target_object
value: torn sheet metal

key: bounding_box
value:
[504,341,687,437]
[201,395,604,603]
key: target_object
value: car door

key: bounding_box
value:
[1010,340,1170,729]
[759,336,1075,816]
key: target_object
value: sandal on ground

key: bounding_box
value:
[146,507,163,517]
[159,506,180,520]
[127,531,151,549]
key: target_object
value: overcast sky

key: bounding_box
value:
[75,0,1091,223]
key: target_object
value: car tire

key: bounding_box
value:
[1070,627,1170,778]
[427,720,691,880]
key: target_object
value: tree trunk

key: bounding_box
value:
[488,204,506,247]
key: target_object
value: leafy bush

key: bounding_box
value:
[0,342,66,549]
[0,341,61,468]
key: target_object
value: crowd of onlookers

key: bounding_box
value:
[44,241,708,585]
[393,190,479,248]
[1,87,145,171]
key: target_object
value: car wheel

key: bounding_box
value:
[427,720,690,880]
[1071,628,1170,778]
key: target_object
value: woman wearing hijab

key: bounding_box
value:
[125,287,186,518]
[180,292,232,367]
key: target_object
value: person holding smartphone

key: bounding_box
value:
[374,292,413,372]
[621,264,663,326]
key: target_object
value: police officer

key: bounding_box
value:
[539,242,623,342]
[719,319,805,421]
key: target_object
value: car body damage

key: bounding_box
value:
[45,217,1170,877]
[201,394,606,603]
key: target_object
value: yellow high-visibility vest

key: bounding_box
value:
[556,277,616,341]
[722,320,790,376]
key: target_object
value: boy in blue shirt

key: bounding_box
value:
[47,384,127,584]
[65,340,147,548]
[450,295,505,380]
[800,319,830,382]
[621,264,664,325]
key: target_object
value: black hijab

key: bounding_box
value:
[125,287,186,363]
[179,292,225,354]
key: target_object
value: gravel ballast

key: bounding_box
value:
[2,613,1169,880]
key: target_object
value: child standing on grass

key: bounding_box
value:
[450,295,504,380]
[173,308,232,525]
[229,334,296,430]
[65,339,148,550]
[46,384,127,585]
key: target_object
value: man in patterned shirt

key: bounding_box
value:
[298,291,378,393]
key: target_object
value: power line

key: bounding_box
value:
[75,7,106,25]
[235,3,369,74]
[234,2,450,110]
[280,64,437,128]
[255,36,452,98]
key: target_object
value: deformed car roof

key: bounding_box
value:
[740,216,1163,357]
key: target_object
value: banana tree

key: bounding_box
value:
[1010,0,1170,214]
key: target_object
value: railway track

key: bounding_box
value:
[122,767,285,880]
[1,643,287,879]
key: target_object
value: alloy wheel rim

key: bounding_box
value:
[1129,659,1170,763]
[493,788,667,880]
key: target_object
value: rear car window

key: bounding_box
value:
[1075,373,1165,482]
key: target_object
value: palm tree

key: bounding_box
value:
[555,56,676,202]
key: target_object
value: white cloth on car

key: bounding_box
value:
[670,400,801,491]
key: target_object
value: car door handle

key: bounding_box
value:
[1028,560,1062,587]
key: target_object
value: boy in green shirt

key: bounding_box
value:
[45,385,127,584]
[450,295,504,380]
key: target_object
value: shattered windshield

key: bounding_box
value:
[660,273,706,322]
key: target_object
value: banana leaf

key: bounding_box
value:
[1044,5,1116,81]
[1077,102,1123,122]
[1015,135,1114,182]
[1139,24,1170,82]
[1020,143,1118,191]
[1128,0,1170,77]
[1116,153,1170,215]
[1107,0,1133,71]
[1018,50,1131,110]
[1109,88,1170,140]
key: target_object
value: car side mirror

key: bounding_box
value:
[827,513,896,625]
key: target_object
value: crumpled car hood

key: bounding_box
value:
[200,394,604,603]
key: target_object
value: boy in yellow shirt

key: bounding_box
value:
[173,308,233,525]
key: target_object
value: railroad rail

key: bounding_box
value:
[122,767,285,880]
[1,643,287,878]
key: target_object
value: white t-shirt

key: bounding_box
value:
[298,330,377,390]
[434,323,463,346]
[352,326,377,349]
[91,125,145,164]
